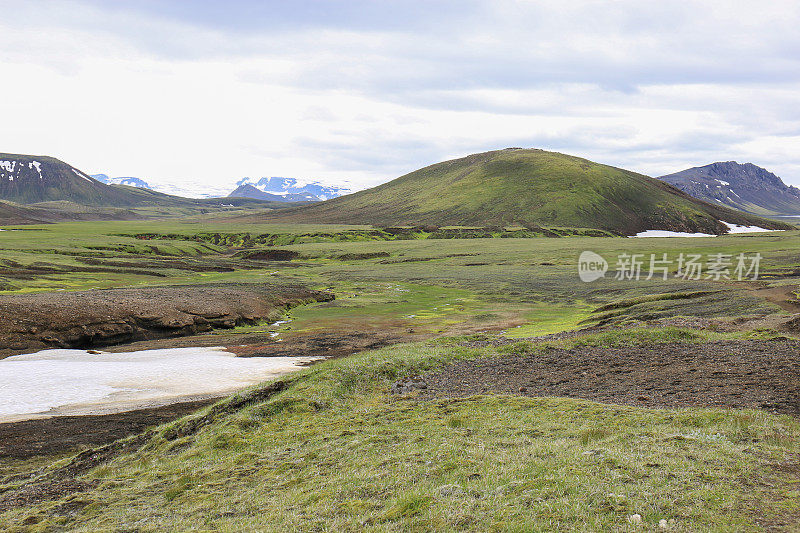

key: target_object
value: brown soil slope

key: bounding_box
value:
[0,283,333,358]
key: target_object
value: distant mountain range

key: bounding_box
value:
[88,173,350,203]
[91,174,152,189]
[255,148,792,235]
[0,153,303,224]
[228,177,350,202]
[4,150,796,233]
[658,162,800,216]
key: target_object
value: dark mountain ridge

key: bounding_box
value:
[658,162,800,215]
[228,183,318,202]
[0,153,141,206]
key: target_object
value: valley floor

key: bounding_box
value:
[1,220,800,530]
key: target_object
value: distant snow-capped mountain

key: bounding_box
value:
[230,177,350,202]
[91,174,152,189]
[1,153,173,206]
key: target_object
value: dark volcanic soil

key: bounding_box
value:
[404,339,800,415]
[99,329,419,360]
[0,282,333,358]
[0,399,215,460]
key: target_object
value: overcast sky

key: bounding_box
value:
[1,0,799,196]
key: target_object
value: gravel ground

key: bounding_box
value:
[403,339,800,415]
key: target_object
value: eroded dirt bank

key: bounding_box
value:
[403,339,800,415]
[0,283,333,358]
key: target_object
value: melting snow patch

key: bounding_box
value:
[721,221,778,234]
[634,223,783,238]
[0,347,319,421]
[632,230,715,238]
[716,179,730,186]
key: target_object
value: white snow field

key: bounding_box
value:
[0,347,318,422]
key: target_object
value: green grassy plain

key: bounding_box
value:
[2,220,796,328]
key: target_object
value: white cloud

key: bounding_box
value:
[0,0,798,197]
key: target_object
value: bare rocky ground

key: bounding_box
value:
[400,338,800,416]
[0,282,333,358]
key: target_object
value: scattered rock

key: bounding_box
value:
[437,484,464,496]
[627,514,642,525]
[334,252,390,261]
[390,376,428,395]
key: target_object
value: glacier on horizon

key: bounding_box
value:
[235,176,351,201]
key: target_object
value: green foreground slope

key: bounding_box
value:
[263,148,791,235]
[3,330,798,531]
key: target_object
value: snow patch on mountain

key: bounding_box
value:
[71,169,92,182]
[234,177,351,202]
[29,161,42,179]
[91,174,152,189]
[632,229,715,238]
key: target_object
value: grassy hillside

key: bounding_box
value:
[0,200,55,225]
[260,149,792,235]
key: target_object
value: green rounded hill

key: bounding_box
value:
[265,148,792,235]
